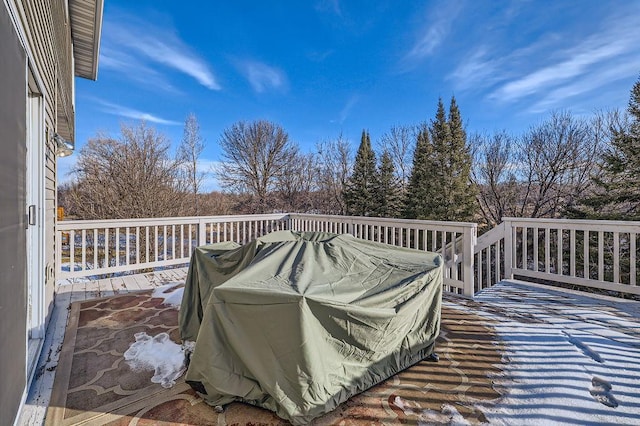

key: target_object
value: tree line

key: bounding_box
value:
[60,76,640,232]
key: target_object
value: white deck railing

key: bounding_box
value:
[56,214,289,279]
[56,214,640,297]
[289,214,477,296]
[474,217,640,296]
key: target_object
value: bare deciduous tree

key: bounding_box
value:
[277,148,318,212]
[177,113,205,215]
[379,125,414,187]
[519,111,599,218]
[471,131,519,229]
[67,122,186,219]
[216,120,296,213]
[472,111,601,229]
[315,134,352,214]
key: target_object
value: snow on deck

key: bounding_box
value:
[470,280,640,425]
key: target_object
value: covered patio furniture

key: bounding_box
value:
[179,230,443,424]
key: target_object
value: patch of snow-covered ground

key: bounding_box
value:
[471,280,640,426]
[151,283,185,308]
[124,332,187,388]
[124,283,187,388]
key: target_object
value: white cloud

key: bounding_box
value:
[100,47,181,94]
[529,58,640,113]
[96,100,182,126]
[238,60,287,93]
[405,0,462,61]
[489,8,640,104]
[339,95,359,124]
[103,13,220,90]
[447,48,499,91]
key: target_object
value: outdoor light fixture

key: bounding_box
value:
[53,133,74,157]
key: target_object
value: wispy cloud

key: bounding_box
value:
[405,0,462,62]
[100,47,181,94]
[103,12,220,90]
[237,60,287,93]
[488,7,640,106]
[96,99,182,125]
[529,59,640,113]
[339,95,359,124]
[315,0,342,17]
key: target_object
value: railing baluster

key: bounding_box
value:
[93,229,98,271]
[522,226,527,270]
[631,233,637,286]
[115,227,120,267]
[136,226,140,265]
[570,229,576,277]
[545,228,550,273]
[126,227,130,265]
[154,226,159,262]
[557,228,563,275]
[583,230,589,279]
[598,231,604,281]
[145,227,150,264]
[533,227,538,272]
[613,231,620,283]
[104,228,109,269]
[81,230,86,271]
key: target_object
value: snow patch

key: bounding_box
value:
[472,281,640,425]
[392,396,416,415]
[417,404,470,426]
[123,332,187,388]
[392,396,469,425]
[151,283,184,308]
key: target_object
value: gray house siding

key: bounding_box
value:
[0,3,28,424]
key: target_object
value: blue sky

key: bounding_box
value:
[63,0,640,190]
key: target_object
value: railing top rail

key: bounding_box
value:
[290,213,477,229]
[503,216,640,227]
[57,213,290,230]
[502,217,640,232]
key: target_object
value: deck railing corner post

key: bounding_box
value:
[462,224,476,298]
[198,218,207,247]
[503,219,514,279]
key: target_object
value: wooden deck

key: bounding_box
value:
[18,269,640,425]
[18,267,189,426]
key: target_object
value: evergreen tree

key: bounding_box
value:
[403,97,476,221]
[373,151,402,217]
[577,76,640,219]
[403,124,435,219]
[446,96,477,221]
[343,130,377,216]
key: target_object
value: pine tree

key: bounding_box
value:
[403,97,476,221]
[403,124,435,219]
[343,130,377,216]
[373,151,402,217]
[446,96,477,221]
[577,76,640,219]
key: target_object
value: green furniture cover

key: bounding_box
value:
[179,230,443,424]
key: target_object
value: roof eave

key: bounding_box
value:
[69,0,104,81]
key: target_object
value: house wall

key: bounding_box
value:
[1,0,76,423]
[0,5,28,424]
[13,0,76,323]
